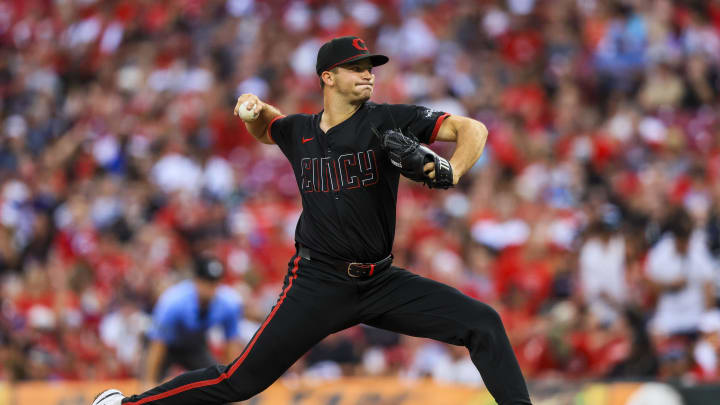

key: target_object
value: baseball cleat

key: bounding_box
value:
[91,389,125,405]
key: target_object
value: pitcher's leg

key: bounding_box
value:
[123,256,357,405]
[361,268,531,405]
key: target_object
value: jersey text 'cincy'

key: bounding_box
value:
[300,150,378,192]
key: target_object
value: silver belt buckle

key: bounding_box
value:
[347,262,374,278]
[347,262,362,278]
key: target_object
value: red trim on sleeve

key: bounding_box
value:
[266,115,286,144]
[369,264,375,276]
[429,113,450,144]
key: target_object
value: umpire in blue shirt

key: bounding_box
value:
[142,254,243,389]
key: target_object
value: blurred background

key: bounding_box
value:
[1,0,720,403]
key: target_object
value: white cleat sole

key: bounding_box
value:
[92,389,125,405]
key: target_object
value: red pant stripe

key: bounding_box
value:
[125,256,302,405]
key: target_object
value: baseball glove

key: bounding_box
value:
[373,127,454,189]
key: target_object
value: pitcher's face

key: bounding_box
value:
[330,60,375,102]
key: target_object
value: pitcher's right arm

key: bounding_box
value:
[233,93,284,144]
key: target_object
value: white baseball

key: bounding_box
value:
[238,101,259,121]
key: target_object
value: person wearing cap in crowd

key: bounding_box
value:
[94,36,531,405]
[140,255,243,391]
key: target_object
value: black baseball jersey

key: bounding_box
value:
[268,102,449,263]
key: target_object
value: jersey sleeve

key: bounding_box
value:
[147,297,178,343]
[220,290,242,340]
[645,241,664,282]
[267,114,295,149]
[646,238,677,282]
[692,234,715,281]
[383,104,450,144]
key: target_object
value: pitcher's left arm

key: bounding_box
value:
[426,116,488,185]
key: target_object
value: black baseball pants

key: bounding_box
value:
[122,250,532,405]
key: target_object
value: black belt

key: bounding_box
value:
[297,244,393,278]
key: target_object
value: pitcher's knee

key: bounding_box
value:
[481,302,504,328]
[464,302,505,346]
[467,301,503,328]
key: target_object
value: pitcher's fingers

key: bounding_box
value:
[233,98,243,115]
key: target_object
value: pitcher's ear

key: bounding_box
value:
[321,70,334,87]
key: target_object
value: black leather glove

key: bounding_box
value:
[373,128,453,189]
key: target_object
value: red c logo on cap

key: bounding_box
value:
[352,38,368,51]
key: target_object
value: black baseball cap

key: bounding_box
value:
[316,36,389,76]
[193,255,225,281]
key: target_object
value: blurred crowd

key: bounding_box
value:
[2,0,720,388]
